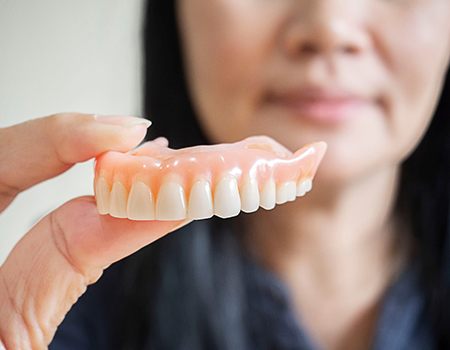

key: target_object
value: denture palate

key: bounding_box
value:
[94,136,327,221]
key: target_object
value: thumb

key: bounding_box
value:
[0,196,188,349]
[53,196,188,273]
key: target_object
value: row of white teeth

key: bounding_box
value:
[95,176,313,221]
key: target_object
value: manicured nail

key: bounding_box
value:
[94,115,152,128]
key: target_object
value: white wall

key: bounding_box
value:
[0,0,145,263]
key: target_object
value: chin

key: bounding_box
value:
[318,154,399,196]
[290,137,390,187]
[314,159,359,187]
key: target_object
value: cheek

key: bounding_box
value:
[378,4,450,161]
[178,0,283,143]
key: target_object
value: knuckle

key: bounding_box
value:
[45,113,96,164]
[46,112,94,129]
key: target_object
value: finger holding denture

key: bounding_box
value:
[94,135,327,220]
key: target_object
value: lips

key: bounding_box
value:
[266,87,375,124]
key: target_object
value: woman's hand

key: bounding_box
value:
[0,113,189,349]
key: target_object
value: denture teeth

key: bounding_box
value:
[296,179,313,197]
[276,181,297,204]
[187,180,214,220]
[214,176,241,218]
[240,177,260,213]
[260,179,276,210]
[95,176,110,215]
[127,182,155,220]
[156,180,187,220]
[109,181,128,218]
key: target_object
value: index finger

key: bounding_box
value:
[0,113,151,211]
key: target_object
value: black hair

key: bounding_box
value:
[117,0,450,348]
[143,0,208,148]
[397,70,450,347]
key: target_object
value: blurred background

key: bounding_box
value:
[0,0,145,263]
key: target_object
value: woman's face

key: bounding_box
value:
[177,0,450,184]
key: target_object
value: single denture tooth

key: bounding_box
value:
[276,183,288,205]
[109,181,128,218]
[187,180,213,220]
[127,181,154,220]
[260,179,276,210]
[155,180,187,220]
[214,176,241,218]
[240,177,260,213]
[288,181,298,201]
[276,181,297,204]
[304,179,313,192]
[95,176,110,215]
[296,180,307,197]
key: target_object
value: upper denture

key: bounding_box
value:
[94,136,327,220]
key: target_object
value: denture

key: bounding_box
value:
[94,136,327,220]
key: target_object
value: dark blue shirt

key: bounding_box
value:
[50,227,434,350]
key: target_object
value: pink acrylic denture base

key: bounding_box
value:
[94,136,327,195]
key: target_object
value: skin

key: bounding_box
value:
[0,114,190,349]
[177,0,450,349]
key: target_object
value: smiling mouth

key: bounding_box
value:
[265,87,378,125]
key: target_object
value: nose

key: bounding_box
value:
[282,1,369,59]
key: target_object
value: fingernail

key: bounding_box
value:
[94,115,152,129]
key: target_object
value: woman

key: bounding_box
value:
[1,0,449,349]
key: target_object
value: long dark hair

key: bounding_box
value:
[117,0,450,348]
